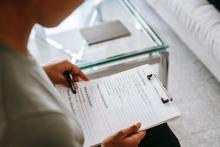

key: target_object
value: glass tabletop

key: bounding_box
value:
[28,0,168,69]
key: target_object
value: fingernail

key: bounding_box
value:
[135,122,141,128]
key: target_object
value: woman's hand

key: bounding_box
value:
[43,60,89,85]
[102,123,146,147]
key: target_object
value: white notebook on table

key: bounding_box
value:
[56,65,181,147]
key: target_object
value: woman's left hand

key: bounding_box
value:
[43,60,89,85]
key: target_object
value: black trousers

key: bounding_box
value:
[139,123,181,147]
[98,123,180,147]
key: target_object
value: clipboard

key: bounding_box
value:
[147,74,173,104]
[56,65,181,147]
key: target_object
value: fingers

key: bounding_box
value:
[77,70,89,81]
[116,122,141,139]
[55,74,68,86]
[44,60,89,85]
[73,75,79,82]
[127,131,146,145]
[102,123,146,147]
[69,64,89,81]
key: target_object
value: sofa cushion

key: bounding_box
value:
[148,0,220,62]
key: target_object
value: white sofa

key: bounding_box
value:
[146,0,220,82]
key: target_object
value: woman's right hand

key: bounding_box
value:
[102,123,146,147]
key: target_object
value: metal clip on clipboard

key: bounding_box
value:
[147,74,173,104]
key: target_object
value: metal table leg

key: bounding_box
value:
[159,51,169,89]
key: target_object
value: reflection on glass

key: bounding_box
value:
[29,0,167,69]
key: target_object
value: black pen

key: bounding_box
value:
[63,71,77,94]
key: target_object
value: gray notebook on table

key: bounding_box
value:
[80,20,131,45]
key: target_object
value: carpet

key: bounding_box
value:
[131,0,220,146]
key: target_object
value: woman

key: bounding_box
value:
[0,0,180,147]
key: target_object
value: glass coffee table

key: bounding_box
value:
[28,0,169,87]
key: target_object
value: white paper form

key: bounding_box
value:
[56,65,181,147]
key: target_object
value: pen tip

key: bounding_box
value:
[72,89,76,94]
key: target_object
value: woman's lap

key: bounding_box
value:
[97,123,180,147]
[139,123,181,147]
